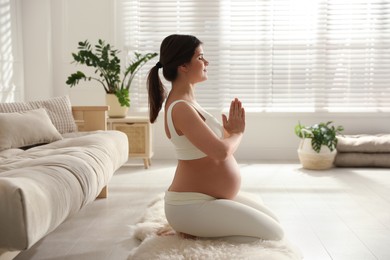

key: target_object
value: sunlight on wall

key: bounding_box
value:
[0,0,23,102]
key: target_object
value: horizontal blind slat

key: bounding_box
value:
[120,0,390,112]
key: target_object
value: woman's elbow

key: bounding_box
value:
[208,147,231,161]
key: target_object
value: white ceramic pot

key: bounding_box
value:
[106,94,129,118]
[297,138,337,170]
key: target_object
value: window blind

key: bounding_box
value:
[119,0,390,112]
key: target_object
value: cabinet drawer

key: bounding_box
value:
[112,123,149,156]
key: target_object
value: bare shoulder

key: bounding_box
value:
[172,101,206,130]
[171,101,200,121]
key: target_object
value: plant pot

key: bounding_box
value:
[297,138,337,170]
[106,94,129,118]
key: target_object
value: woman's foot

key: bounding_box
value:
[156,224,197,239]
[157,224,176,236]
[178,232,197,240]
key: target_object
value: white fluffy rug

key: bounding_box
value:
[129,194,303,260]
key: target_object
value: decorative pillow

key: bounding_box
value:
[0,108,63,151]
[0,96,77,134]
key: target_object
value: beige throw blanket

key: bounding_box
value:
[337,134,390,153]
[335,134,390,167]
[335,153,390,167]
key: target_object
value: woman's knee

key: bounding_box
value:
[234,193,280,222]
[263,223,284,240]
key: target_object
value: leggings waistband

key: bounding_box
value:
[165,191,216,205]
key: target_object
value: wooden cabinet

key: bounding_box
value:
[107,117,153,168]
[72,106,109,131]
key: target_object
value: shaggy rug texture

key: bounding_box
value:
[129,194,303,260]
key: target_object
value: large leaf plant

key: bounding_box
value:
[66,39,157,107]
[295,121,344,153]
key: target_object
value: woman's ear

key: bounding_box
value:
[178,64,189,73]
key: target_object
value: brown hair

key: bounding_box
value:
[147,34,202,123]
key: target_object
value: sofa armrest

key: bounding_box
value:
[0,248,20,260]
[72,106,109,131]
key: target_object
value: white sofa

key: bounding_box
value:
[0,97,129,259]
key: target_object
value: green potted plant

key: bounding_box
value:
[66,39,157,117]
[295,121,344,170]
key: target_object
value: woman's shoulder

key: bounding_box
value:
[168,100,204,122]
[166,99,195,111]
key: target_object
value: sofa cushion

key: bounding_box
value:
[0,96,77,134]
[0,108,63,151]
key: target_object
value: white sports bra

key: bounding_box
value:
[167,100,223,160]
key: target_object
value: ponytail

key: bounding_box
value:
[147,64,166,123]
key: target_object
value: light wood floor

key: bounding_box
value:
[15,160,390,260]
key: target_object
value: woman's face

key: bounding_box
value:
[186,45,209,84]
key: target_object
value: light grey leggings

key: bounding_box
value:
[164,191,284,242]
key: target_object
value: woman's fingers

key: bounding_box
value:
[231,98,243,117]
[222,114,228,127]
[227,98,245,120]
[224,99,246,134]
[229,100,234,119]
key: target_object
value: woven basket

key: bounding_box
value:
[298,150,336,170]
[298,139,336,170]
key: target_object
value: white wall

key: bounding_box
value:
[22,0,115,105]
[20,0,390,161]
[51,0,116,105]
[21,0,53,100]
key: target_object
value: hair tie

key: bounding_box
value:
[156,61,163,69]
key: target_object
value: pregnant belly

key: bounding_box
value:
[172,156,242,199]
[211,169,241,198]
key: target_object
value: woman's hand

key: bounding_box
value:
[222,98,245,135]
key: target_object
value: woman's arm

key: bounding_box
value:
[172,98,245,161]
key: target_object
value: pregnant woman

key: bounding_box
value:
[147,34,284,242]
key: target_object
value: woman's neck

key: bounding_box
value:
[170,81,196,102]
